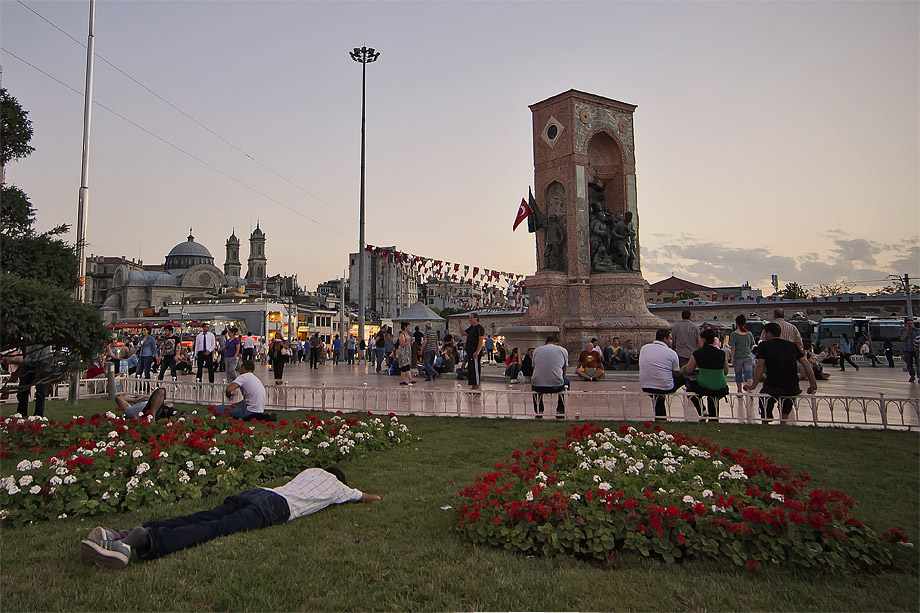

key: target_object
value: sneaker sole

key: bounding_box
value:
[81,539,129,569]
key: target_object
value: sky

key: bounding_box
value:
[1,0,917,295]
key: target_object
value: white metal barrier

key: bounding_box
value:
[120,378,920,431]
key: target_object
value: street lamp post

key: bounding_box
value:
[350,45,379,351]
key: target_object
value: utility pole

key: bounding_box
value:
[339,274,346,363]
[905,274,913,319]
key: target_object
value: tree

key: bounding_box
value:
[1,87,108,377]
[780,282,810,300]
[871,283,920,296]
[1,88,34,166]
[814,282,853,297]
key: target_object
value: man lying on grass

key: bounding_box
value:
[80,467,381,569]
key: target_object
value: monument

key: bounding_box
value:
[501,90,668,357]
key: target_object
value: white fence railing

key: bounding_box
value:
[113,378,920,431]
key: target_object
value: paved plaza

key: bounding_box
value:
[234,357,919,400]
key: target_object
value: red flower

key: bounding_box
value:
[491,517,502,524]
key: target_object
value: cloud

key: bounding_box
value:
[641,232,918,291]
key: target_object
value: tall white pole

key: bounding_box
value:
[75,0,95,303]
[70,0,95,405]
[339,274,346,362]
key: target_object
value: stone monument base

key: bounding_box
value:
[499,271,669,359]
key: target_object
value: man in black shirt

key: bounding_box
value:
[457,313,485,391]
[745,322,817,424]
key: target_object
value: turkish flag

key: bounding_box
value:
[512,197,532,231]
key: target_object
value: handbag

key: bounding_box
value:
[281,345,292,357]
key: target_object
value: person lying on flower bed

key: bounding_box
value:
[80,466,381,569]
[116,388,182,421]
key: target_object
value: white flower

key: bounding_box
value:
[177,471,190,484]
[6,485,20,495]
[197,468,207,476]
[318,442,329,449]
[101,492,110,500]
[57,513,68,519]
[556,481,565,487]
[702,489,714,498]
[525,491,534,502]
[132,449,143,459]
[683,495,696,504]
[55,466,68,476]
[770,492,785,503]
[598,482,611,491]
[107,430,119,439]
[254,454,265,462]
[535,472,548,482]
[49,476,62,486]
[243,450,253,459]
[136,463,150,475]
[105,411,117,419]
[592,475,602,483]
[185,461,194,470]
[570,493,581,500]
[216,460,226,466]
[159,451,168,458]
[29,485,41,495]
[102,472,111,478]
[18,475,33,487]
[63,475,77,485]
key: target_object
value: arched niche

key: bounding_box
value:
[585,130,626,215]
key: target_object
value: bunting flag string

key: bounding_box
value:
[362,244,528,310]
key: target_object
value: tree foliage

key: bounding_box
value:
[1,87,107,372]
[1,88,34,166]
[780,281,810,300]
[871,283,920,296]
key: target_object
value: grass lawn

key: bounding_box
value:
[2,399,918,611]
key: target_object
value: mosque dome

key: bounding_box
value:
[165,230,215,272]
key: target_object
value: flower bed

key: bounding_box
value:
[455,423,908,573]
[0,409,412,525]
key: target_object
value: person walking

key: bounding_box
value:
[309,333,322,370]
[396,322,415,386]
[156,325,179,381]
[838,333,859,372]
[241,335,255,362]
[346,335,356,365]
[421,322,440,382]
[194,323,217,383]
[331,335,342,365]
[729,314,755,393]
[136,325,157,379]
[458,313,486,392]
[224,327,241,383]
[269,333,290,385]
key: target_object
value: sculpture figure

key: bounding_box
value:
[528,188,567,272]
[610,211,638,272]
[589,207,617,273]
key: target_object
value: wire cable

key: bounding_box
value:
[15,0,359,223]
[1,47,357,242]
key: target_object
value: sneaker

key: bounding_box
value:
[81,538,131,569]
[87,526,119,542]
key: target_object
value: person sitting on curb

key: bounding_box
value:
[80,467,380,569]
[212,360,266,419]
[576,342,605,381]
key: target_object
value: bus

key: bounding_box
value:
[867,317,915,356]
[815,317,870,350]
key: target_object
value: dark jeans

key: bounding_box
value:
[839,353,858,371]
[140,488,290,560]
[272,357,285,380]
[136,355,155,379]
[423,349,438,380]
[505,363,521,379]
[642,374,687,421]
[196,352,215,383]
[310,348,321,369]
[157,356,177,380]
[375,348,386,372]
[241,348,254,362]
[759,391,798,421]
[905,351,917,379]
[16,369,48,417]
[532,378,570,415]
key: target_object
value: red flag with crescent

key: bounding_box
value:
[512,197,532,231]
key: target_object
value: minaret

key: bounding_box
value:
[246,222,267,288]
[224,228,241,277]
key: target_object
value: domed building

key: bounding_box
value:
[102,229,258,321]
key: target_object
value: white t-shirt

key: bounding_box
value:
[269,468,363,521]
[233,372,266,413]
[531,344,569,387]
[242,336,255,349]
[639,341,681,390]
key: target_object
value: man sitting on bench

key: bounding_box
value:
[215,360,266,419]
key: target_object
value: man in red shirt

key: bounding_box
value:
[576,342,606,381]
